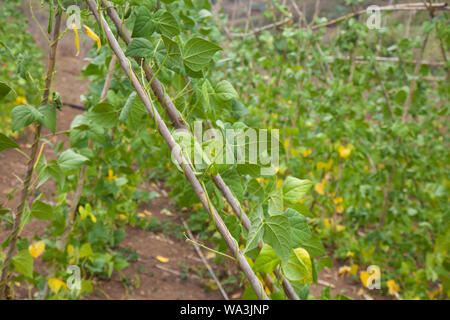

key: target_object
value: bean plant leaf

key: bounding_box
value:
[153,10,179,37]
[58,149,89,171]
[254,244,280,273]
[31,200,54,220]
[301,234,326,259]
[119,92,137,123]
[161,35,183,71]
[214,80,238,102]
[263,214,291,264]
[125,38,154,58]
[12,250,33,278]
[132,6,155,38]
[244,205,264,253]
[11,105,42,132]
[38,104,56,133]
[0,81,13,100]
[268,187,283,216]
[0,133,20,152]
[281,248,313,283]
[284,208,311,247]
[86,102,118,128]
[283,176,313,203]
[182,37,221,72]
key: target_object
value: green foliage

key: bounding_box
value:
[1,0,447,301]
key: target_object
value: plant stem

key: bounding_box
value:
[0,12,62,300]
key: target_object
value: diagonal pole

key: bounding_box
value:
[101,0,299,300]
[84,0,268,300]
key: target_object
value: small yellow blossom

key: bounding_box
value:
[156,255,169,263]
[48,278,67,294]
[83,25,101,51]
[332,197,343,204]
[28,241,45,258]
[107,169,117,182]
[314,181,326,195]
[338,145,351,159]
[387,279,400,296]
[13,96,27,105]
[317,159,333,171]
[302,149,312,157]
[72,24,80,56]
[338,266,351,277]
[336,205,344,214]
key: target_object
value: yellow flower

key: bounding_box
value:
[276,179,283,189]
[350,264,359,275]
[67,244,74,257]
[332,197,343,204]
[89,213,97,223]
[336,224,346,232]
[28,241,45,258]
[336,205,344,214]
[107,169,117,182]
[314,181,326,195]
[360,271,370,288]
[302,149,312,157]
[13,96,27,105]
[387,279,400,296]
[83,25,101,51]
[48,278,67,294]
[283,139,290,150]
[338,266,351,277]
[346,251,354,258]
[72,24,80,56]
[323,218,331,228]
[317,159,333,171]
[119,214,127,220]
[338,145,351,159]
[156,255,169,263]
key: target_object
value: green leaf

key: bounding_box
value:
[161,35,183,71]
[86,102,118,128]
[284,208,311,247]
[281,248,313,283]
[254,244,280,273]
[154,10,179,37]
[31,200,54,220]
[268,187,283,216]
[12,250,33,278]
[37,104,57,133]
[182,37,221,72]
[0,133,20,152]
[80,243,94,258]
[0,81,13,100]
[236,164,260,177]
[126,38,154,58]
[11,105,42,132]
[263,215,291,264]
[58,149,89,171]
[283,176,313,203]
[215,80,238,102]
[301,234,326,258]
[119,92,137,123]
[244,205,264,253]
[132,6,155,38]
